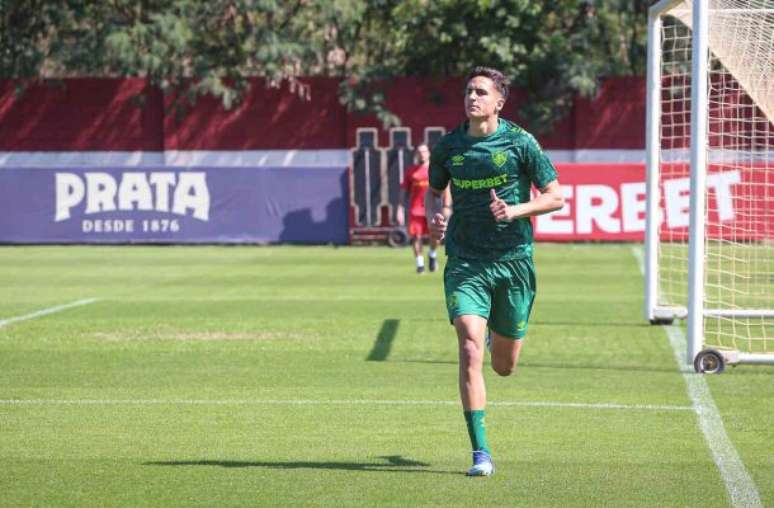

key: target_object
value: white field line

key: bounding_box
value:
[631,246,762,508]
[0,398,692,411]
[0,298,99,328]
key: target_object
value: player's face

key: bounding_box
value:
[415,144,430,164]
[464,76,504,120]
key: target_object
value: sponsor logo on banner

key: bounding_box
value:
[54,171,210,234]
[535,166,743,240]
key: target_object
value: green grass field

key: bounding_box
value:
[1,244,772,507]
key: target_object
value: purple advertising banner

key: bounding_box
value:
[0,166,349,244]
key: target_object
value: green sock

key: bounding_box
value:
[464,410,491,454]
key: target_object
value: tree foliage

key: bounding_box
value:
[0,0,652,133]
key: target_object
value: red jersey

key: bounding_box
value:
[401,163,430,217]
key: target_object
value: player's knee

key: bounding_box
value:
[460,339,484,367]
[493,365,514,377]
[492,359,515,377]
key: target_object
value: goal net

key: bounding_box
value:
[645,0,774,367]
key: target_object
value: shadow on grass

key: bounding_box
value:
[366,319,400,361]
[144,455,461,475]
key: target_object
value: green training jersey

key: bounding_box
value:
[429,118,558,261]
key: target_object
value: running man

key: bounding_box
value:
[425,66,564,476]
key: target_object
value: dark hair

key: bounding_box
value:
[466,66,510,101]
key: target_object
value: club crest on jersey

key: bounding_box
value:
[492,151,508,168]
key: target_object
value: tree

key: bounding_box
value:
[300,0,651,133]
[0,0,652,132]
[51,0,314,111]
[358,0,650,133]
[0,0,72,89]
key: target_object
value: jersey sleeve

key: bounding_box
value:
[522,134,558,190]
[428,142,450,191]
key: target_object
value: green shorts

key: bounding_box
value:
[444,256,536,339]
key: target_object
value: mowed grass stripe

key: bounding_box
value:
[0,398,693,411]
[630,246,764,508]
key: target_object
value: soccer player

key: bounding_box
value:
[398,144,442,274]
[424,66,564,476]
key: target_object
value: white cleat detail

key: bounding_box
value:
[466,451,495,477]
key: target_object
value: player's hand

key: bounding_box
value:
[429,213,447,241]
[490,188,515,222]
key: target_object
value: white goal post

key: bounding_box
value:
[645,0,774,372]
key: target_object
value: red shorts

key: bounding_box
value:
[408,216,429,237]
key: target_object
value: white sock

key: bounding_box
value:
[429,249,437,259]
[416,255,425,268]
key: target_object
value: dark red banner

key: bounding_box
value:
[534,163,773,242]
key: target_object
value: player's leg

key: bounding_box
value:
[489,331,524,376]
[412,236,424,273]
[428,234,439,272]
[408,218,425,273]
[454,315,495,476]
[445,257,495,476]
[454,315,488,411]
[488,257,536,376]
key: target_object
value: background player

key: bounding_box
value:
[398,143,444,274]
[425,66,564,476]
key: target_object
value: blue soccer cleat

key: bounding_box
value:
[466,450,495,477]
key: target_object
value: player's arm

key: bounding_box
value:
[426,143,452,240]
[426,185,452,217]
[489,180,563,222]
[441,185,452,212]
[425,186,451,241]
